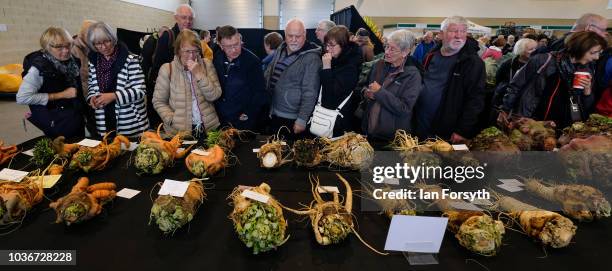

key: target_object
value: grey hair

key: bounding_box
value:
[573,13,606,31]
[285,18,306,32]
[318,20,336,31]
[388,29,417,52]
[175,4,194,17]
[87,22,117,51]
[513,38,536,56]
[441,16,468,31]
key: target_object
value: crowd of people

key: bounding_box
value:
[15,4,611,145]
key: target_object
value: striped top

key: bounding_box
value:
[268,49,300,92]
[87,53,149,138]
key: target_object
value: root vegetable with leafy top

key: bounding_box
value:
[293,139,323,167]
[49,177,116,225]
[185,145,226,177]
[149,180,205,234]
[228,183,288,254]
[134,124,193,175]
[257,134,291,169]
[417,184,505,256]
[69,133,130,172]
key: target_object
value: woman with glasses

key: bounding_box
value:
[361,29,422,140]
[17,26,84,138]
[86,22,148,138]
[318,25,362,137]
[153,29,221,139]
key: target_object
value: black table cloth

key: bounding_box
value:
[1,136,610,271]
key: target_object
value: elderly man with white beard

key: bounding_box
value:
[414,15,486,143]
[264,18,322,138]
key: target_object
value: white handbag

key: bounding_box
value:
[309,87,353,138]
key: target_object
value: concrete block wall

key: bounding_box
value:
[0,0,185,65]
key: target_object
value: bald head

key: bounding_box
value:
[174,4,194,31]
[285,18,306,54]
[574,13,608,38]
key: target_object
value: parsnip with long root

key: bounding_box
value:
[524,178,610,222]
[320,132,374,170]
[49,177,116,225]
[134,124,193,175]
[494,194,576,248]
[0,175,44,225]
[150,180,205,234]
[283,174,387,255]
[229,183,288,254]
[416,184,505,256]
[69,133,130,172]
[185,145,227,177]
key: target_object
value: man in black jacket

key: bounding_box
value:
[213,25,268,131]
[414,16,486,143]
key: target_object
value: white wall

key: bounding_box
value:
[334,0,611,19]
[120,0,183,12]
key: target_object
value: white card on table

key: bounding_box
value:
[497,183,523,192]
[241,190,270,203]
[0,168,29,182]
[41,175,61,188]
[385,215,448,253]
[317,186,340,194]
[77,139,101,147]
[191,149,210,156]
[498,178,524,186]
[471,198,494,206]
[158,179,190,197]
[117,188,141,199]
[21,149,34,156]
[182,140,198,145]
[451,144,469,151]
[121,142,138,151]
[252,148,260,153]
[449,201,483,211]
[384,177,400,185]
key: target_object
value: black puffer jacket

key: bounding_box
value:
[422,38,487,139]
[319,43,363,136]
[501,52,595,128]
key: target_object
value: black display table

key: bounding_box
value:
[1,136,610,271]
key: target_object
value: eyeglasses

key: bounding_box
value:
[384,44,401,54]
[221,43,241,51]
[180,49,200,55]
[93,40,112,48]
[49,43,72,50]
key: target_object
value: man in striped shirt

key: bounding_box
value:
[264,18,322,138]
